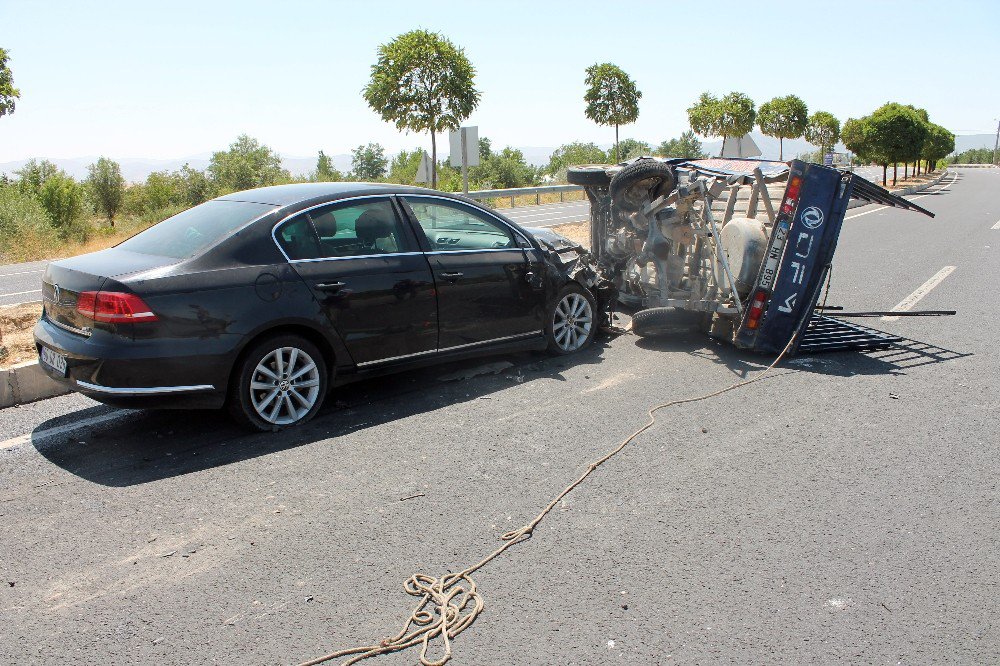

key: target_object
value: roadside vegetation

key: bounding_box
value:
[0,37,964,264]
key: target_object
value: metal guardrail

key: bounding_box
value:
[457,184,584,206]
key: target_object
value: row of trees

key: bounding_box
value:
[842,104,954,185]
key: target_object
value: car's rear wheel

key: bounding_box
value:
[547,284,597,355]
[566,164,613,187]
[228,334,328,431]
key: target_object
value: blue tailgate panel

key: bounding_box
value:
[735,161,853,353]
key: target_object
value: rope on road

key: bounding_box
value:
[298,331,801,666]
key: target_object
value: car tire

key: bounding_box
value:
[567,164,613,187]
[227,334,328,431]
[609,159,676,213]
[630,307,705,338]
[546,284,598,355]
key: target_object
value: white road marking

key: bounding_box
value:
[844,171,958,220]
[0,269,45,278]
[882,266,956,321]
[0,410,133,451]
[991,219,1000,230]
[504,205,589,221]
[0,289,42,298]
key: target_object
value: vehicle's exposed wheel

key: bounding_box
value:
[567,164,613,187]
[547,284,598,355]
[228,334,328,431]
[609,158,676,213]
[630,307,705,338]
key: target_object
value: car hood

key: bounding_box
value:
[521,226,583,252]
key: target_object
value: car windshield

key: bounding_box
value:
[115,200,276,259]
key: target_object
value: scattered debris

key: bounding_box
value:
[159,550,176,558]
[399,493,425,502]
[889,393,900,400]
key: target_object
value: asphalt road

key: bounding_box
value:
[1,168,997,664]
[0,259,49,307]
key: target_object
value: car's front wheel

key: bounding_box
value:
[547,284,597,355]
[228,334,328,431]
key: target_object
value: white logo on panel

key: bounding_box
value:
[801,206,824,229]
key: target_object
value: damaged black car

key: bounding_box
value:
[33,183,614,431]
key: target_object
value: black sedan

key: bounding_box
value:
[34,183,613,430]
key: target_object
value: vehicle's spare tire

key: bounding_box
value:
[567,164,613,187]
[609,159,676,213]
[630,307,705,337]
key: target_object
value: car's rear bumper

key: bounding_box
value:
[33,317,237,409]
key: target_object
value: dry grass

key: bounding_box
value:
[550,221,591,250]
[0,302,43,369]
[1,213,162,264]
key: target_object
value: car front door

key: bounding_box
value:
[275,196,437,367]
[399,195,546,351]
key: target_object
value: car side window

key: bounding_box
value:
[403,198,516,251]
[275,213,321,260]
[310,199,412,258]
[275,199,413,260]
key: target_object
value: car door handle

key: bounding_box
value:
[439,272,464,281]
[315,281,346,291]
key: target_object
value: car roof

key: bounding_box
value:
[216,182,463,207]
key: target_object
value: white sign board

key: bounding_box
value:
[721,133,762,158]
[414,151,432,183]
[449,126,480,167]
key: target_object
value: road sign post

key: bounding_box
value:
[414,151,432,184]
[449,126,479,194]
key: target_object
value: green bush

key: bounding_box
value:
[0,185,59,261]
[38,173,89,240]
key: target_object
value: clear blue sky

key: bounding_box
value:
[1,0,998,161]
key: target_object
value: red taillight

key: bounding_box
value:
[780,175,803,215]
[745,289,768,330]
[77,291,158,323]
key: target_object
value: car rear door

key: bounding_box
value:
[274,196,438,366]
[398,195,546,350]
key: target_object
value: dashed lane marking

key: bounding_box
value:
[882,266,956,322]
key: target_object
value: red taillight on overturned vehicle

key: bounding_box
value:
[77,291,158,323]
[745,288,769,330]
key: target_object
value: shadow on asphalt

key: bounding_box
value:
[30,340,612,488]
[633,328,972,379]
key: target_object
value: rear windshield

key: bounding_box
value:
[115,200,276,259]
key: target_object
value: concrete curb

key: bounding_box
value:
[845,169,948,210]
[0,359,71,408]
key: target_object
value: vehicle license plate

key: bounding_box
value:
[40,346,68,376]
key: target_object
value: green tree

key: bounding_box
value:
[176,164,215,206]
[14,159,59,196]
[86,157,126,227]
[804,111,841,158]
[545,141,609,178]
[363,30,480,189]
[616,138,653,161]
[386,149,425,185]
[350,143,388,181]
[38,173,87,240]
[687,92,722,141]
[757,95,808,160]
[717,92,756,156]
[869,103,929,185]
[921,124,955,173]
[472,146,537,189]
[144,171,182,211]
[0,47,20,119]
[208,134,286,192]
[313,150,342,182]
[842,116,886,184]
[584,63,641,162]
[655,131,706,158]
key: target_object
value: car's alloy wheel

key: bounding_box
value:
[548,286,596,354]
[250,346,321,425]
[229,334,328,431]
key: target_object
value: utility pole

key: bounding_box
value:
[993,119,999,166]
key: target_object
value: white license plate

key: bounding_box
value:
[40,346,68,376]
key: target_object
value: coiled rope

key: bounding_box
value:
[299,330,800,666]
